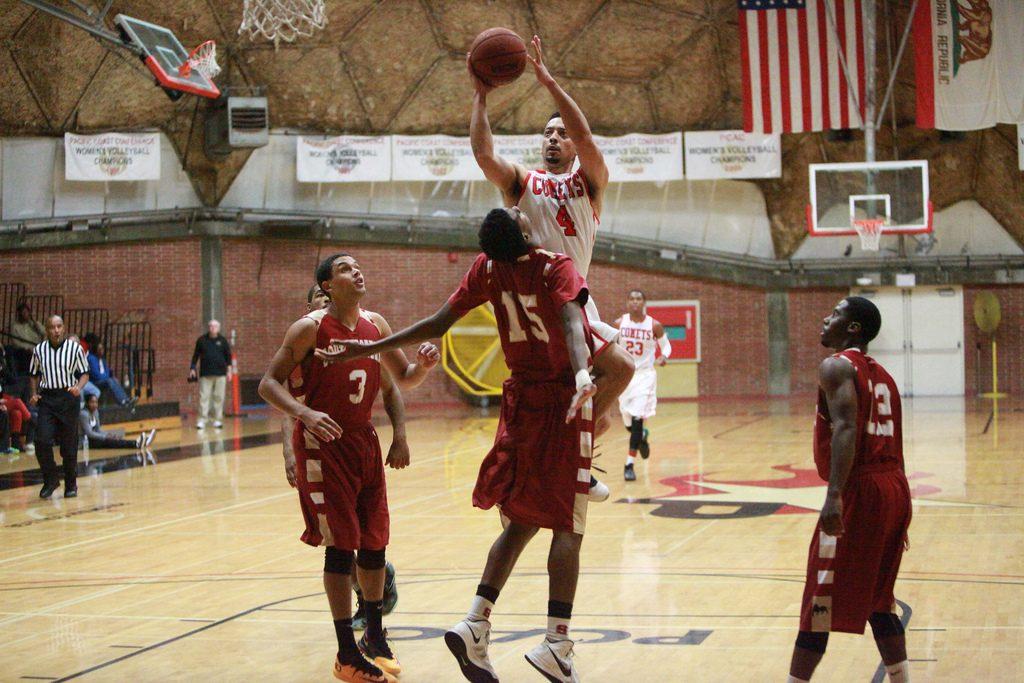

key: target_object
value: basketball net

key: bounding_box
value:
[239,0,326,43]
[852,218,886,251]
[178,40,220,80]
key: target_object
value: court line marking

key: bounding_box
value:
[0,449,464,569]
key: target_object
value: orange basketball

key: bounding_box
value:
[469,28,527,87]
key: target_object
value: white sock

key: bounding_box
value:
[886,660,910,683]
[546,615,571,642]
[626,455,636,466]
[787,676,810,683]
[467,595,494,622]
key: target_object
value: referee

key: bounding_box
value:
[29,315,89,499]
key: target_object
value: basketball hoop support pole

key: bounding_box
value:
[863,0,877,165]
[18,0,141,55]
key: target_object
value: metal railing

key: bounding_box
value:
[105,320,154,401]
[64,308,110,344]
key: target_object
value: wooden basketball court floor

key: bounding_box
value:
[0,397,1020,682]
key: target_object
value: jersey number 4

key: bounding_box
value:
[556,205,577,237]
[500,292,550,344]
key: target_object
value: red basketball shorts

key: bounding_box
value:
[473,378,595,535]
[799,464,912,633]
[294,423,390,551]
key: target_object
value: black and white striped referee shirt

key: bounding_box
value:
[30,339,88,389]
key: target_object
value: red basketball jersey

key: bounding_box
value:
[293,308,382,429]
[814,349,904,481]
[447,249,593,382]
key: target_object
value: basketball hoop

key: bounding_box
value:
[852,218,886,251]
[178,40,221,80]
[238,0,326,43]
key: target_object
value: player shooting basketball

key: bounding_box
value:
[469,35,635,494]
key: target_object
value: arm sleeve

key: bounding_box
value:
[29,347,41,377]
[658,334,672,358]
[544,255,589,309]
[191,338,202,370]
[222,339,233,366]
[445,254,490,318]
[74,347,88,378]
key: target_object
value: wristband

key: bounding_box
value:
[575,369,592,391]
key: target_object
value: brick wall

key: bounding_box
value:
[0,240,201,406]
[787,288,845,394]
[5,238,1023,407]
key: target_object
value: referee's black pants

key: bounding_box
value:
[35,390,80,488]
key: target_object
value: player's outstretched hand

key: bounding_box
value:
[467,52,494,96]
[656,357,667,367]
[566,382,597,424]
[386,439,410,470]
[283,453,297,488]
[300,408,343,443]
[417,342,441,370]
[819,494,844,537]
[314,339,372,364]
[527,35,555,87]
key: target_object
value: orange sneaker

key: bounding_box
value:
[358,631,402,677]
[333,656,397,683]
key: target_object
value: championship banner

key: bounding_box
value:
[296,135,391,182]
[494,135,544,170]
[913,0,1024,130]
[683,130,781,179]
[64,132,160,181]
[391,135,485,182]
[594,132,683,182]
[646,300,700,363]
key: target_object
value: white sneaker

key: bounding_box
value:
[213,420,223,429]
[196,420,206,430]
[587,476,610,503]
[525,638,579,683]
[444,618,498,683]
[144,428,156,447]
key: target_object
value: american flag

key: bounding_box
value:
[738,0,867,134]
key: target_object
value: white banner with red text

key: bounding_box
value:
[64,132,160,181]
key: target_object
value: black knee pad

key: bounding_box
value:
[324,547,354,574]
[357,548,386,570]
[869,612,904,638]
[795,630,829,654]
[629,417,644,451]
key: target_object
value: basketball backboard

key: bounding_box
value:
[115,14,220,100]
[807,160,932,237]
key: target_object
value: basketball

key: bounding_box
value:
[469,27,527,87]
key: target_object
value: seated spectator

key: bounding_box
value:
[80,395,154,450]
[86,341,132,407]
[0,387,33,453]
[9,303,45,375]
[0,399,11,455]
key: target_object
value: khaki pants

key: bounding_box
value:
[199,376,227,421]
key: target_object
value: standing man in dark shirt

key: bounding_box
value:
[29,316,89,498]
[189,319,233,429]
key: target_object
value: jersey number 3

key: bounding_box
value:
[866,380,894,437]
[556,205,577,237]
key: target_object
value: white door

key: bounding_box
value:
[852,288,909,393]
[908,286,964,396]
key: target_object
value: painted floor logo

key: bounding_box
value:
[620,465,975,519]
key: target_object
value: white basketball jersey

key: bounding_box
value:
[617,315,657,370]
[517,169,599,278]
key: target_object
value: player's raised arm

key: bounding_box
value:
[818,356,859,537]
[316,304,462,366]
[560,301,597,423]
[468,57,527,202]
[259,318,343,442]
[367,312,441,391]
[527,35,610,196]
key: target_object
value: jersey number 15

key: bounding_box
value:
[500,292,550,344]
